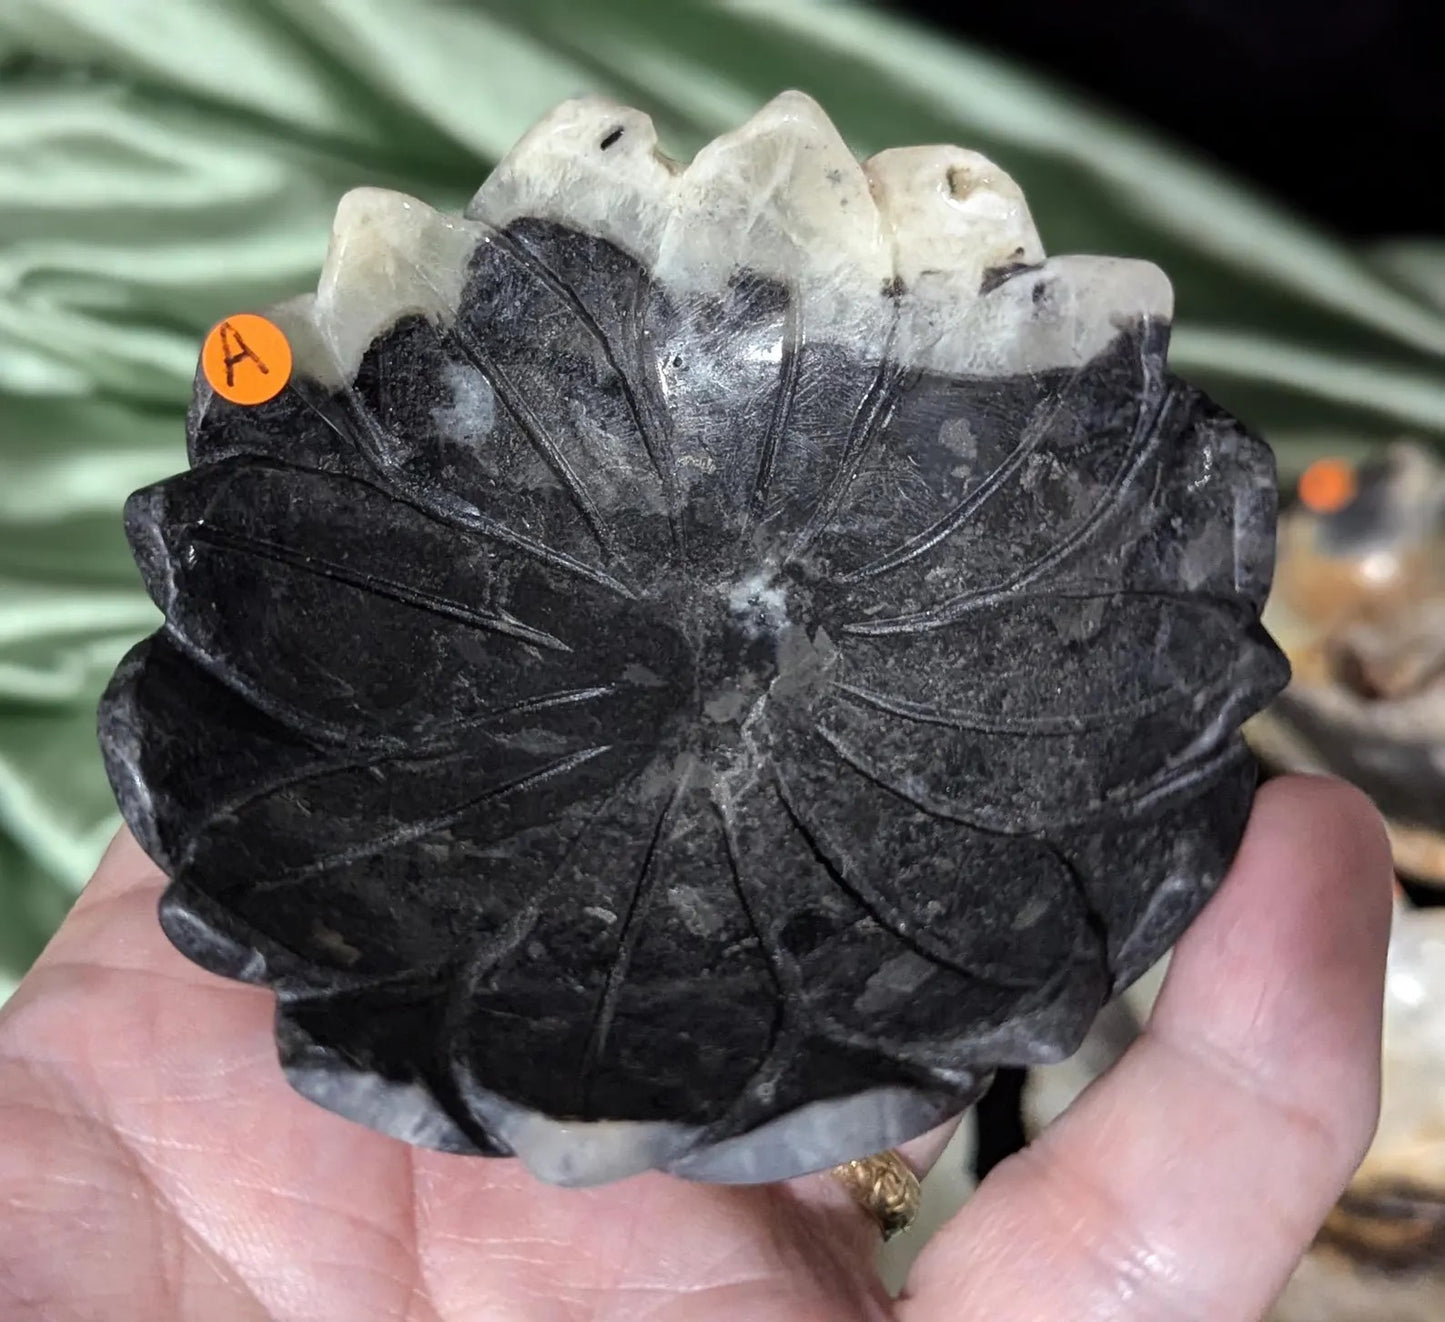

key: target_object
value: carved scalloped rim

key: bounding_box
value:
[268,90,1173,390]
[451,1067,954,1186]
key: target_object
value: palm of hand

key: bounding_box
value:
[0,779,1393,1322]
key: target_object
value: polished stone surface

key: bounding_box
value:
[98,93,1287,1185]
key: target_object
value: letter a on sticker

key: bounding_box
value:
[202,313,293,405]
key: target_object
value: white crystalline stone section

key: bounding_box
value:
[656,90,891,353]
[298,92,1174,387]
[458,1079,702,1186]
[866,144,1170,373]
[865,145,1043,290]
[501,1114,699,1187]
[259,291,330,384]
[467,97,679,266]
[663,1085,949,1183]
[471,90,1171,373]
[310,187,485,386]
[925,255,1174,377]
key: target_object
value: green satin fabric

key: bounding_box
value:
[1,0,1442,984]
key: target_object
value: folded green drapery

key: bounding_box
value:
[2,0,1442,985]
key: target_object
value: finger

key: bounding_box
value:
[898,775,1393,1322]
[11,829,964,1201]
[897,1115,966,1178]
[5,828,228,1019]
[35,828,167,959]
[71,826,167,911]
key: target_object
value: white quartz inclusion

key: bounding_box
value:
[727,571,788,639]
[431,359,495,443]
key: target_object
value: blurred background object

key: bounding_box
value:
[1253,444,1445,887]
[1,0,1442,1311]
[1285,902,1445,1321]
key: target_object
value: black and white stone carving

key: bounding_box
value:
[99,92,1288,1185]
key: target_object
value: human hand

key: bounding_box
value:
[0,775,1392,1321]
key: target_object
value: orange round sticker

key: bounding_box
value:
[202,313,292,405]
[1297,457,1358,515]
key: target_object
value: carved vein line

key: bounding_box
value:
[695,798,802,1130]
[628,267,686,557]
[485,228,682,545]
[185,525,570,652]
[247,744,611,893]
[844,373,1177,637]
[469,683,618,721]
[812,722,1024,835]
[175,684,619,878]
[579,777,686,1103]
[829,677,1193,735]
[158,623,354,748]
[773,771,1039,991]
[830,616,1250,736]
[1002,587,1246,609]
[816,717,1249,833]
[318,229,624,569]
[1042,840,1111,966]
[456,764,652,993]
[750,295,803,516]
[715,806,794,1003]
[839,392,1065,584]
[1101,739,1251,820]
[444,316,620,560]
[787,354,909,563]
[301,388,635,600]
[176,748,392,879]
